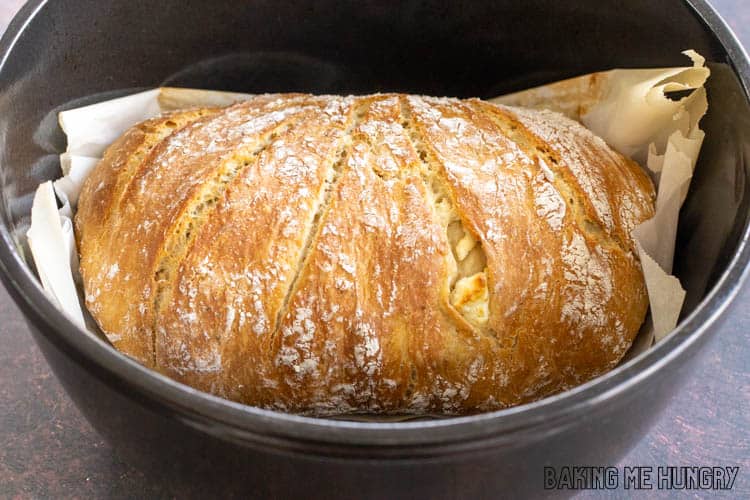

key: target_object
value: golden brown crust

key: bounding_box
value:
[75,93,655,415]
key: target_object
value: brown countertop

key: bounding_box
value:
[0,0,748,497]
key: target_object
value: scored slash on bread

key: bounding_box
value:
[75,93,655,415]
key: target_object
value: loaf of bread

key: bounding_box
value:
[75,93,655,415]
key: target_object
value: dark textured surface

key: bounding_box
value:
[0,0,748,498]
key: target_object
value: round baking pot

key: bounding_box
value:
[1,0,748,497]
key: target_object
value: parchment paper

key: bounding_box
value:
[27,51,709,354]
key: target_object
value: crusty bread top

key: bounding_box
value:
[75,94,655,415]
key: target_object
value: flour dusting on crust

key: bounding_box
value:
[75,93,655,415]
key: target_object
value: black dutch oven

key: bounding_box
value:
[0,0,748,497]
